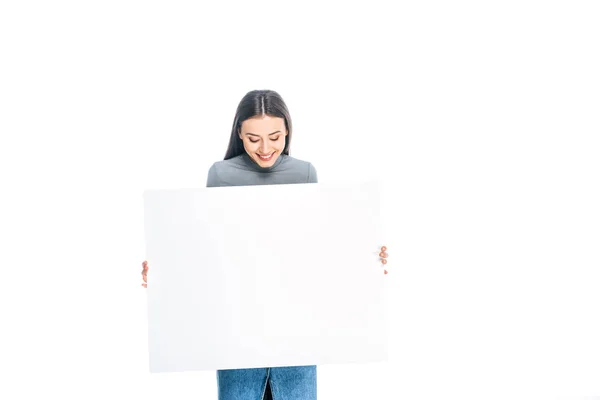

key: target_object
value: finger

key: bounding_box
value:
[142,260,147,267]
[379,251,388,258]
[384,270,388,275]
[381,246,387,252]
[143,274,147,283]
[381,259,387,265]
[142,283,147,288]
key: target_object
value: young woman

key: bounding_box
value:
[141,89,389,400]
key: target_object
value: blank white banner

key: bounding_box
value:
[143,180,387,373]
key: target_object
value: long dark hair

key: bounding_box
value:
[224,90,293,160]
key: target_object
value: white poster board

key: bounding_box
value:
[143,181,387,373]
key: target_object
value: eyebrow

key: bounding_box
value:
[245,130,281,137]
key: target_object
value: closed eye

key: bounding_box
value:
[249,136,280,143]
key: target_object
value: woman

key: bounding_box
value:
[141,89,389,400]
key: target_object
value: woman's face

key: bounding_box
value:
[239,115,288,168]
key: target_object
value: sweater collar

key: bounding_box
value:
[242,152,285,172]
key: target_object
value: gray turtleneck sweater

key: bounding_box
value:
[206,153,318,187]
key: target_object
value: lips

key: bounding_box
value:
[257,152,275,161]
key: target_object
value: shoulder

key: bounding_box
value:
[281,154,306,165]
[282,155,318,183]
[206,155,246,187]
[210,155,245,171]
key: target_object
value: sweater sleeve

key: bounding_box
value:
[307,162,318,183]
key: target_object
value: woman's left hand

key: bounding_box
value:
[379,245,389,274]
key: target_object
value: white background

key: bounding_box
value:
[1,1,599,399]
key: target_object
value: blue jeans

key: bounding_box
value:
[217,366,317,400]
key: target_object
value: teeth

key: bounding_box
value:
[259,153,273,159]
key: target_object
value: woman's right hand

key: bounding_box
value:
[141,260,148,288]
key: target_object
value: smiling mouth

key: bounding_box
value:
[257,152,275,161]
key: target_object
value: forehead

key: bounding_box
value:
[240,115,285,133]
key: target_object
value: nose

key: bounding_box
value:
[259,141,270,154]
